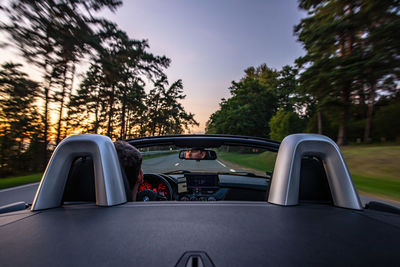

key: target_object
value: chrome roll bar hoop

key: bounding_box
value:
[268,134,362,210]
[32,134,126,211]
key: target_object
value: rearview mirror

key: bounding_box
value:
[179,149,217,160]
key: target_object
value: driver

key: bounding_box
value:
[114,141,144,201]
[185,148,206,160]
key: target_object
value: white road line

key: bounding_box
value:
[0,182,39,193]
[175,163,180,166]
[216,160,226,167]
[230,169,236,172]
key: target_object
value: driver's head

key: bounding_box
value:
[186,149,206,159]
[114,141,144,200]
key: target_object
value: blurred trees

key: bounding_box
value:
[206,64,278,137]
[0,0,399,175]
[269,110,305,141]
[0,63,42,176]
[373,94,400,141]
[0,0,122,168]
[146,77,198,136]
[295,0,400,145]
[0,0,197,175]
[208,0,400,144]
[206,64,304,138]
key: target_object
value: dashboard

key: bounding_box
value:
[138,174,172,199]
[178,173,220,201]
[139,180,169,197]
[138,173,269,202]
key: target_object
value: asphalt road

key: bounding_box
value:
[1,153,399,209]
[142,153,256,174]
[0,183,39,206]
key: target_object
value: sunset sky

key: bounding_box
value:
[0,0,306,133]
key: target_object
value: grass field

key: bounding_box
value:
[0,173,42,190]
[218,151,277,173]
[341,146,400,201]
[219,145,400,202]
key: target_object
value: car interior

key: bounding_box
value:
[1,134,399,267]
[62,154,333,205]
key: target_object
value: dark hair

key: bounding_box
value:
[114,141,142,189]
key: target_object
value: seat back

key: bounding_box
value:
[299,156,332,204]
[63,157,96,203]
[63,156,132,203]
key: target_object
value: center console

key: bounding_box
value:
[178,173,220,201]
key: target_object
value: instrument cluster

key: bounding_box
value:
[138,180,169,198]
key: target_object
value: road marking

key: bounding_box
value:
[216,160,226,167]
[175,163,180,166]
[0,182,40,193]
[230,169,236,172]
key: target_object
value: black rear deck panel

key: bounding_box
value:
[0,202,399,266]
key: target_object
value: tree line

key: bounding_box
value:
[207,0,400,146]
[0,0,197,176]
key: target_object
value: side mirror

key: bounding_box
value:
[179,149,217,160]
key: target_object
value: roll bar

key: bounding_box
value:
[31,134,126,211]
[31,133,362,211]
[268,134,362,210]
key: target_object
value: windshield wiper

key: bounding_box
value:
[163,170,191,175]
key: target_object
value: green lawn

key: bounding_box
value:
[341,146,400,201]
[219,151,277,173]
[0,173,42,190]
[219,146,400,202]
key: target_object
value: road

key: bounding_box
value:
[1,153,399,209]
[142,153,257,174]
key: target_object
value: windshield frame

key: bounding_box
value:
[126,134,280,152]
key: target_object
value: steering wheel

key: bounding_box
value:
[136,174,173,201]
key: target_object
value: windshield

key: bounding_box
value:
[140,145,277,177]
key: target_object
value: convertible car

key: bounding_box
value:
[0,134,399,266]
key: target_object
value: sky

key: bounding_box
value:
[0,0,306,133]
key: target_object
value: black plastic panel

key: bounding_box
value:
[0,203,399,266]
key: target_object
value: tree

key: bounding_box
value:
[356,0,400,142]
[0,62,41,175]
[68,23,176,139]
[275,65,299,111]
[145,77,198,136]
[89,22,170,138]
[373,95,400,141]
[295,0,400,145]
[67,63,106,134]
[295,0,361,145]
[207,64,278,137]
[269,109,306,141]
[0,0,122,166]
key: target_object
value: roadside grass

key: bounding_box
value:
[0,173,42,190]
[219,145,400,202]
[351,174,400,201]
[218,151,277,173]
[341,146,400,201]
